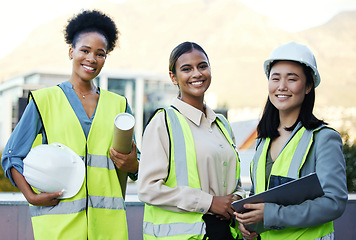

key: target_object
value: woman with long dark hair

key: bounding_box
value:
[235,42,347,240]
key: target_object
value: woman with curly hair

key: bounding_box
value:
[1,10,138,239]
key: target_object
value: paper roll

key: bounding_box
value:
[112,113,135,154]
[112,113,135,199]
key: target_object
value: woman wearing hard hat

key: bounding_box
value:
[138,42,245,240]
[234,42,348,239]
[1,10,139,239]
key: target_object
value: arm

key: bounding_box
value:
[11,168,62,205]
[211,194,240,220]
[1,101,43,186]
[1,101,62,205]
[110,141,139,174]
[138,111,213,214]
[263,128,347,229]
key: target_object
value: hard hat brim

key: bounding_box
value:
[264,59,321,88]
[263,42,321,88]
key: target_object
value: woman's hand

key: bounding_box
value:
[209,194,236,220]
[234,203,264,225]
[10,167,62,206]
[237,221,259,240]
[110,141,139,174]
[27,191,63,206]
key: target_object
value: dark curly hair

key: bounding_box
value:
[64,10,119,53]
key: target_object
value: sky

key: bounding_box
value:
[1,0,356,59]
[240,0,356,31]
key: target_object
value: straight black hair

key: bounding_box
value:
[257,61,326,139]
[169,41,209,74]
[168,41,209,98]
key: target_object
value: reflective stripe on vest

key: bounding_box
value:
[165,107,200,188]
[251,123,334,239]
[29,195,125,217]
[30,198,87,217]
[315,232,334,240]
[143,221,205,238]
[29,86,128,240]
[143,107,240,240]
[87,154,116,169]
[216,114,233,139]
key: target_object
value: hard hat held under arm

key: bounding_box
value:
[23,143,85,199]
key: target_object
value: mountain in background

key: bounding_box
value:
[1,0,355,109]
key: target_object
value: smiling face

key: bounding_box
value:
[69,31,108,83]
[169,49,211,106]
[268,61,312,118]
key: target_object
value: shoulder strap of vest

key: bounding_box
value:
[287,124,327,179]
[215,114,239,154]
[251,138,267,186]
[145,104,180,125]
[160,107,201,188]
[314,124,327,132]
[27,86,63,144]
[255,138,263,150]
[147,107,172,180]
[28,91,48,145]
[216,114,233,139]
[165,107,194,187]
[147,107,165,123]
[254,124,326,150]
[98,87,128,111]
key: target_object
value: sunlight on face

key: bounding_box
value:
[268,61,311,116]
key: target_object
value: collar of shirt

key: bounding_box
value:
[62,81,100,94]
[172,98,216,127]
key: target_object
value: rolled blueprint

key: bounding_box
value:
[112,113,135,199]
[112,113,135,154]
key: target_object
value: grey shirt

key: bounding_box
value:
[251,125,348,230]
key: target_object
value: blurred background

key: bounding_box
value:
[1,0,356,189]
[1,1,356,239]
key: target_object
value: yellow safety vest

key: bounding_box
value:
[143,107,241,240]
[251,124,334,240]
[29,86,128,240]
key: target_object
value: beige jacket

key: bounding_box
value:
[138,98,245,214]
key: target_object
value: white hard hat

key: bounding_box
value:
[23,143,85,199]
[264,42,321,87]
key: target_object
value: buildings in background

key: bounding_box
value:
[0,70,177,149]
[230,119,258,189]
[0,69,261,188]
